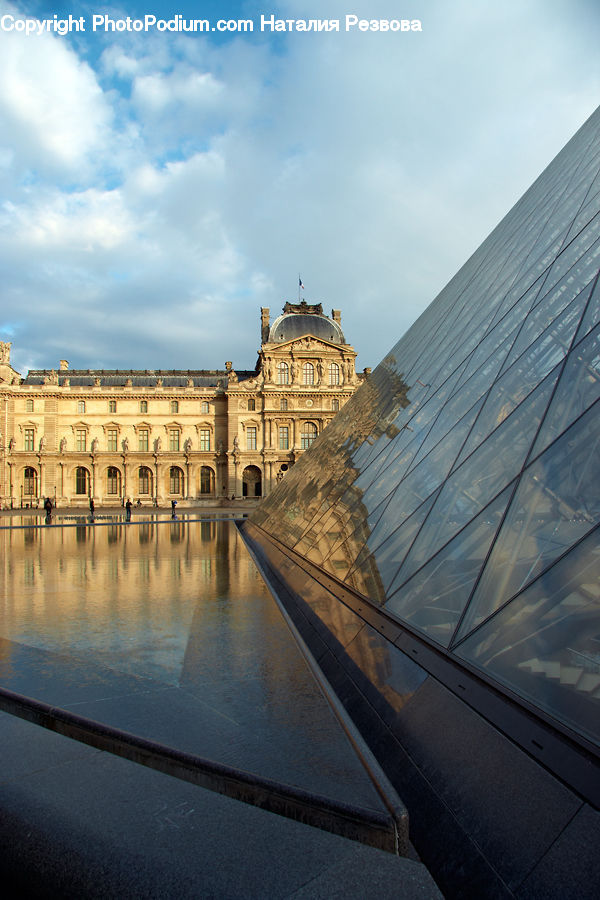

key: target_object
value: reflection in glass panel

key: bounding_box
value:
[500,260,597,376]
[398,370,559,587]
[574,272,600,343]
[456,527,600,745]
[457,402,600,641]
[532,328,600,460]
[385,488,511,646]
[458,288,589,463]
[350,491,440,602]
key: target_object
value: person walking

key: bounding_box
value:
[125,498,132,521]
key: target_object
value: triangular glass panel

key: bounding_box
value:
[455,400,600,642]
[454,526,600,746]
[397,368,559,587]
[384,488,512,647]
[532,327,600,460]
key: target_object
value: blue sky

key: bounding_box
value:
[1,1,599,374]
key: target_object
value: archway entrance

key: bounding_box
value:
[242,465,262,498]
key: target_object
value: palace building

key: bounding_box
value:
[0,301,368,508]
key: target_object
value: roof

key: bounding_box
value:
[21,369,257,389]
[268,308,346,345]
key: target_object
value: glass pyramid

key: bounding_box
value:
[251,106,600,750]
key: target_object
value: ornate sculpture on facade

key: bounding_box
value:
[59,436,67,454]
[0,341,10,364]
[183,437,192,454]
[233,436,240,453]
[154,436,161,452]
[122,436,129,452]
[94,377,101,387]
[8,437,15,452]
[91,437,99,454]
[39,435,47,451]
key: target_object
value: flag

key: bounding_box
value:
[299,277,305,290]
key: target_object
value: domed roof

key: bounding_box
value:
[268,303,346,345]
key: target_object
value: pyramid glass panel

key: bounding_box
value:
[249,107,600,751]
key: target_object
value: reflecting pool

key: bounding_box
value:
[0,519,382,809]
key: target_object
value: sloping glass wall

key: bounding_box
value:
[251,106,600,749]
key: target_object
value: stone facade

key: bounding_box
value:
[0,304,368,507]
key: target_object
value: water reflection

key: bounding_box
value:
[0,519,382,806]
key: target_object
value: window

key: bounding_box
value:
[75,467,89,495]
[26,399,34,412]
[280,398,288,411]
[107,429,118,452]
[329,363,340,386]
[332,399,340,412]
[107,466,120,494]
[170,466,183,494]
[279,426,289,450]
[301,422,317,449]
[77,400,86,414]
[139,466,151,494]
[246,427,257,450]
[200,466,214,494]
[140,400,148,413]
[76,429,87,452]
[248,399,256,411]
[138,429,149,452]
[24,428,35,452]
[201,401,209,414]
[278,361,289,385]
[171,400,179,414]
[200,429,210,451]
[109,400,117,413]
[303,362,314,385]
[169,429,180,452]
[24,467,37,496]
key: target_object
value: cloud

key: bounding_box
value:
[0,0,599,376]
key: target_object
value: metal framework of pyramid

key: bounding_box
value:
[250,106,600,755]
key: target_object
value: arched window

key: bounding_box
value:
[201,401,209,414]
[107,466,120,495]
[328,363,340,386]
[75,466,89,495]
[332,398,340,412]
[200,466,214,494]
[301,422,318,449]
[277,361,289,385]
[303,362,314,386]
[170,466,183,495]
[140,400,148,413]
[139,466,152,495]
[171,400,179,414]
[26,399,34,412]
[77,400,86,414]
[24,466,37,496]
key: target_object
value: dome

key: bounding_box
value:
[268,311,345,345]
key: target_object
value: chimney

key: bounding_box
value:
[332,309,341,324]
[261,307,270,344]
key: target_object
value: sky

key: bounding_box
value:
[1,1,599,375]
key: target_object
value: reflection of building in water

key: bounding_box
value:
[244,108,600,898]
[0,522,283,684]
[0,302,369,507]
